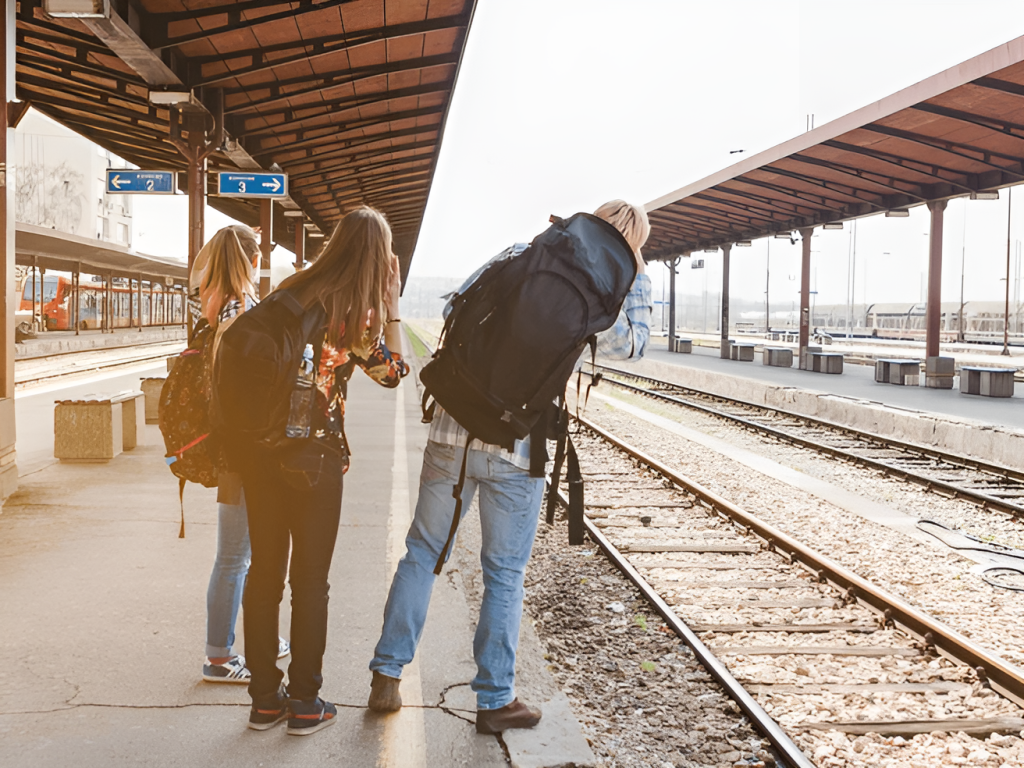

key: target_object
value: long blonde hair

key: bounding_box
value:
[278,206,392,350]
[192,225,258,326]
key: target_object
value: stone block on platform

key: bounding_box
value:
[730,342,755,362]
[111,391,145,450]
[876,358,920,385]
[925,356,955,389]
[960,366,1015,398]
[140,377,165,424]
[54,397,123,461]
[810,352,843,374]
[763,347,793,367]
[669,337,692,353]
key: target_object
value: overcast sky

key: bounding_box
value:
[134,1,1024,309]
[407,0,1024,310]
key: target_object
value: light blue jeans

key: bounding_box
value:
[371,440,544,710]
[206,491,251,658]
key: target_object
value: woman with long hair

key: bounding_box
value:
[238,206,408,735]
[188,224,291,685]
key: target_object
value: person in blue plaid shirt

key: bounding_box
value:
[369,201,652,733]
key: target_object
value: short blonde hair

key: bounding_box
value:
[593,200,650,257]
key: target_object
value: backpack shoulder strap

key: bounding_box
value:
[566,432,585,545]
[432,437,473,575]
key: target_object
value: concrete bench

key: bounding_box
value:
[762,347,793,367]
[55,395,125,461]
[669,337,692,353]
[960,366,1015,398]
[875,358,920,385]
[140,377,166,424]
[809,352,843,374]
[111,391,146,450]
[729,342,755,362]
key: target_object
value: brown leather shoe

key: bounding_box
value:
[368,671,402,712]
[475,698,542,734]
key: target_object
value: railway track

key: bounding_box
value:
[15,341,182,387]
[558,417,1024,765]
[592,364,1024,521]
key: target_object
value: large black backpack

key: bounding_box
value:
[420,212,636,449]
[210,289,326,457]
[420,213,636,571]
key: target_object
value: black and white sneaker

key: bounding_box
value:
[286,697,337,736]
[248,688,288,731]
[203,655,250,684]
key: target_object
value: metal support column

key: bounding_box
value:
[798,227,814,369]
[0,0,17,500]
[73,264,80,335]
[168,94,222,331]
[668,257,678,351]
[137,273,143,332]
[104,273,112,333]
[294,221,305,271]
[719,244,732,359]
[31,257,37,330]
[925,200,954,388]
[259,199,272,298]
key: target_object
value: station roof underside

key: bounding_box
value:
[16,223,189,283]
[16,0,476,273]
[644,36,1024,261]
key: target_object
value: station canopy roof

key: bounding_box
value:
[15,222,190,283]
[16,0,477,274]
[644,35,1024,261]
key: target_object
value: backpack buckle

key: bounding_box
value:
[500,411,512,423]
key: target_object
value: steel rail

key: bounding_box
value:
[549,486,814,768]
[577,415,1024,709]
[593,364,1024,518]
[16,351,175,387]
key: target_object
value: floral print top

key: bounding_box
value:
[312,331,409,458]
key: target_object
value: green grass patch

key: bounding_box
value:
[404,323,430,358]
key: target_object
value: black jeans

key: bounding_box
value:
[241,448,344,702]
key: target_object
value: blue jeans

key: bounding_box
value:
[206,491,251,658]
[371,441,544,710]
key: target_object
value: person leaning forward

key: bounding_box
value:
[368,200,653,733]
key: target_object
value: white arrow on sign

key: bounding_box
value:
[262,178,282,192]
[110,174,123,190]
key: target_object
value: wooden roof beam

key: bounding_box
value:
[222,53,459,112]
[860,123,1024,180]
[148,0,359,50]
[194,15,467,88]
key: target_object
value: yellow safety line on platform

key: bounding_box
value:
[379,381,428,768]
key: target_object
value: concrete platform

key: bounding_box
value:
[0,370,592,767]
[626,339,1024,471]
[644,339,1024,430]
[15,327,186,360]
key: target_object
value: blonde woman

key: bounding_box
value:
[189,225,289,684]
[369,200,652,733]
[233,207,408,735]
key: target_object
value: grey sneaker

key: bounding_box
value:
[203,655,250,684]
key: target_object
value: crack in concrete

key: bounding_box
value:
[435,681,476,725]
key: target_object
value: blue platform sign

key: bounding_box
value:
[106,170,175,194]
[217,172,288,198]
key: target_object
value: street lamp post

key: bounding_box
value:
[1004,187,1013,356]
